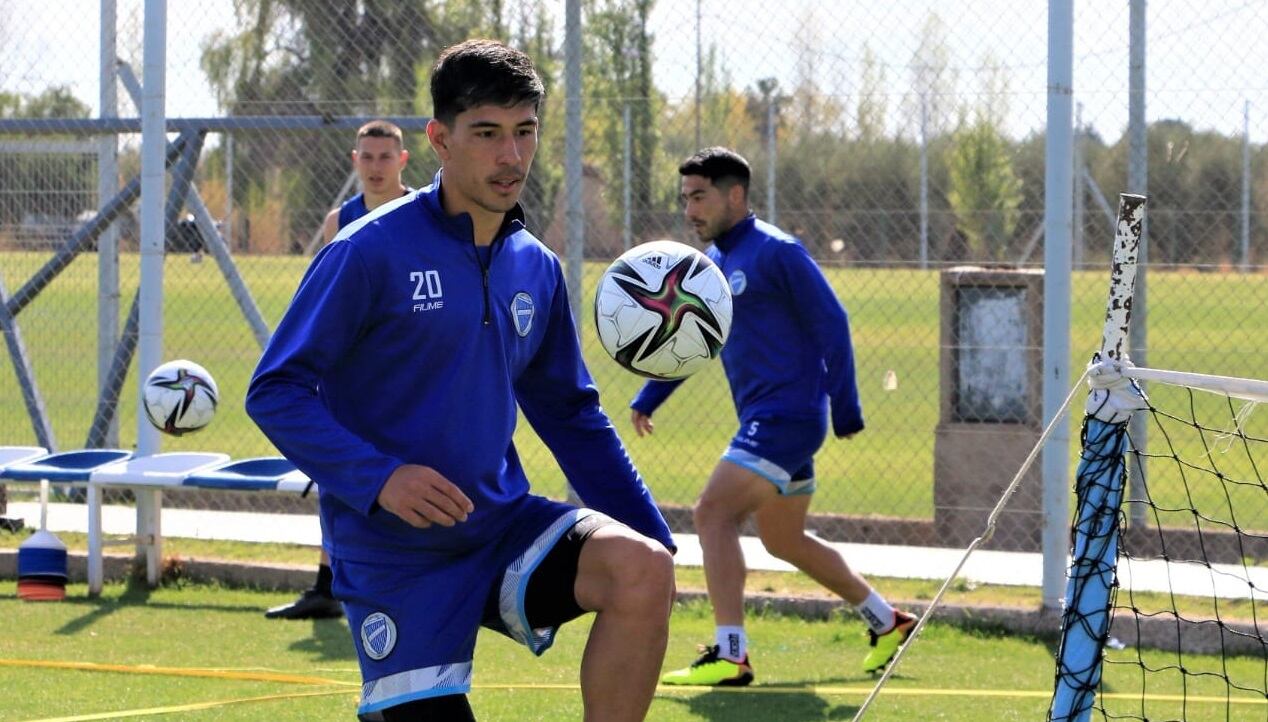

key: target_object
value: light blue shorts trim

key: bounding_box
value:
[498,508,599,655]
[721,415,826,496]
[722,447,816,496]
[359,664,473,713]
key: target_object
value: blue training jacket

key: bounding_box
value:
[631,215,864,437]
[247,174,674,562]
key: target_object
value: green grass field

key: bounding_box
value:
[1,580,1264,721]
[3,252,1268,527]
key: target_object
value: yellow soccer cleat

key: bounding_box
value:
[862,610,917,674]
[660,644,754,686]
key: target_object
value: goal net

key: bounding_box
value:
[850,194,1267,721]
[1049,363,1268,721]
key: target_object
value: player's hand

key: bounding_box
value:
[836,431,859,440]
[631,410,655,437]
[377,464,474,529]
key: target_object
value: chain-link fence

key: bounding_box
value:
[3,1,1268,554]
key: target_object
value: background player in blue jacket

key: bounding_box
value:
[632,147,914,685]
[267,119,414,622]
[247,40,675,722]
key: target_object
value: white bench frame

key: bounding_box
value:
[0,446,48,525]
[86,452,230,594]
[85,453,314,595]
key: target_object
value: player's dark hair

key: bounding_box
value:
[356,120,403,148]
[678,147,751,196]
[430,39,544,125]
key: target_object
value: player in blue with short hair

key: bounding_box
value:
[320,119,414,246]
[632,147,914,685]
[247,39,676,722]
[267,119,414,622]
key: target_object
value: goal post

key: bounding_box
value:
[1048,194,1147,722]
[1050,191,1268,720]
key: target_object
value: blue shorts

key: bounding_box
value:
[332,496,607,715]
[721,415,827,496]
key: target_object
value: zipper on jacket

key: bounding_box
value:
[473,218,512,326]
[472,243,493,326]
[480,263,491,325]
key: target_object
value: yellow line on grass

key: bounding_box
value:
[5,658,1263,710]
[20,688,354,722]
[0,658,356,686]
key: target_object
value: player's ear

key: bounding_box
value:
[398,148,410,166]
[426,119,450,161]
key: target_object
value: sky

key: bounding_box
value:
[2,0,1268,144]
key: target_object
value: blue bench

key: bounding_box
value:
[0,446,48,527]
[0,449,133,531]
[183,457,313,494]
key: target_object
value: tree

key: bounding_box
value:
[582,0,658,241]
[904,12,958,140]
[200,0,560,252]
[0,87,95,231]
[945,115,1023,263]
[1071,115,1259,266]
[856,45,887,143]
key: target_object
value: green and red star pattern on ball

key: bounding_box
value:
[608,255,725,374]
[153,369,217,434]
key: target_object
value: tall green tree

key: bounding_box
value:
[582,0,657,239]
[945,116,1022,262]
[945,55,1021,262]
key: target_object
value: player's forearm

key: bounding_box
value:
[630,378,684,416]
[805,301,864,435]
[825,339,865,435]
[245,377,400,514]
[531,414,675,552]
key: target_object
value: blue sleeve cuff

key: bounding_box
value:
[630,378,684,416]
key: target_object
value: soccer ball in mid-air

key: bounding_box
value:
[595,240,733,380]
[142,359,219,436]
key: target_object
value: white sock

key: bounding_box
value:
[715,626,747,661]
[854,590,895,634]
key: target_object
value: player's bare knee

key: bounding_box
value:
[609,539,675,615]
[693,495,739,530]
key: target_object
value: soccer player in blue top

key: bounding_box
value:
[247,40,675,722]
[318,120,414,247]
[632,147,914,685]
[266,119,414,622]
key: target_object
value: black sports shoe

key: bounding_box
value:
[265,589,343,620]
